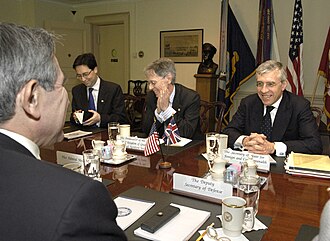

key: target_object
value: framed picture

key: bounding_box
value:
[160,29,203,63]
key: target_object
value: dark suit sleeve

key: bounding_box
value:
[70,85,83,126]
[283,99,323,154]
[172,90,202,139]
[142,92,158,136]
[222,98,251,148]
[53,180,127,241]
[99,84,128,127]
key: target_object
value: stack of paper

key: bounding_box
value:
[134,203,210,241]
[285,152,330,178]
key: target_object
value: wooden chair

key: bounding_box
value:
[200,100,226,134]
[123,94,145,131]
[311,106,323,127]
[127,80,148,96]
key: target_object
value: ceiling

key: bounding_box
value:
[46,0,111,6]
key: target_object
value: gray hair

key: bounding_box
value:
[144,57,176,84]
[0,22,58,122]
[256,60,287,82]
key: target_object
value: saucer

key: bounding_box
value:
[113,152,127,161]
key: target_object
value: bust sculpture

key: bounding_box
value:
[197,43,218,74]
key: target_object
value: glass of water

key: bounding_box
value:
[108,122,119,141]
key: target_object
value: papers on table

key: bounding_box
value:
[285,152,330,178]
[134,203,210,241]
[168,137,192,147]
[63,130,93,139]
[114,196,155,230]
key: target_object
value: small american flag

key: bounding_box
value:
[286,0,304,96]
[163,117,181,145]
[144,122,160,156]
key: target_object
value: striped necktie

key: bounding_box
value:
[88,88,96,111]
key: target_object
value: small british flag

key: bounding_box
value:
[163,117,181,145]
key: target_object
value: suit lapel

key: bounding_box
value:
[272,92,291,140]
[172,84,182,114]
[97,79,105,113]
[251,96,264,132]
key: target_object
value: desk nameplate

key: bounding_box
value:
[172,173,232,203]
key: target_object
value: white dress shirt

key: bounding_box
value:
[0,129,40,159]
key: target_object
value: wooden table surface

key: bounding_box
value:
[40,128,329,241]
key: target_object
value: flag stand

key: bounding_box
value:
[158,138,171,169]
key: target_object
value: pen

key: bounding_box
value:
[196,222,214,241]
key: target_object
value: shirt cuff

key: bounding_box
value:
[234,135,247,150]
[274,142,287,157]
[154,107,176,123]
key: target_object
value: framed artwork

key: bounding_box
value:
[160,29,203,63]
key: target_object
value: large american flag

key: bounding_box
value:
[286,0,304,96]
[144,122,160,156]
[163,117,181,145]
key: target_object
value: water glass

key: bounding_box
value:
[108,122,120,141]
[82,149,100,179]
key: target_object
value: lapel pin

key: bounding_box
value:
[101,100,104,103]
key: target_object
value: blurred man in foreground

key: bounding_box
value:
[0,22,126,241]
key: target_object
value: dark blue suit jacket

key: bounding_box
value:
[0,133,127,241]
[223,90,323,154]
[71,78,127,127]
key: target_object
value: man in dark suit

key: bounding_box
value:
[142,58,203,140]
[71,53,127,127]
[0,22,126,241]
[223,60,322,156]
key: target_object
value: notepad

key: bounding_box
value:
[134,203,210,241]
[114,196,155,230]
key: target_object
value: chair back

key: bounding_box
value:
[127,80,148,96]
[311,106,323,127]
[123,94,145,131]
[200,100,226,134]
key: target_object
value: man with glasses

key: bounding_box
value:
[142,58,203,140]
[71,53,127,127]
[223,60,322,156]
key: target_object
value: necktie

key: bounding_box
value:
[260,106,274,140]
[88,88,96,111]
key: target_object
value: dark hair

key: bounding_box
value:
[72,53,97,70]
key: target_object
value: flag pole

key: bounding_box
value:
[311,74,321,105]
[157,122,171,169]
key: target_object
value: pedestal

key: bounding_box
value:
[194,74,218,102]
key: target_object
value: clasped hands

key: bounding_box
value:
[242,133,275,155]
[73,110,100,126]
[156,83,171,113]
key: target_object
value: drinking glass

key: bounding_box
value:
[206,132,220,162]
[82,149,100,179]
[108,122,120,141]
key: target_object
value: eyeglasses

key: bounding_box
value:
[256,81,281,88]
[76,70,93,79]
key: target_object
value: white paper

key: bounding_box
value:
[114,196,155,230]
[75,111,84,124]
[168,137,192,147]
[63,130,93,139]
[134,203,210,241]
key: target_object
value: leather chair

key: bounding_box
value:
[123,94,145,132]
[200,100,226,134]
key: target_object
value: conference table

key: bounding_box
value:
[40,125,330,241]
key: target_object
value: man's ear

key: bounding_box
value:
[19,79,41,120]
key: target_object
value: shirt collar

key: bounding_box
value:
[0,129,40,159]
[90,76,101,91]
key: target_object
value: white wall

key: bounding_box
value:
[1,0,329,105]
